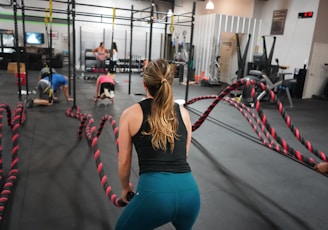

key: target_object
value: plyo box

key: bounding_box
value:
[7,62,26,74]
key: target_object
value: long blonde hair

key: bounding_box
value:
[142,59,178,152]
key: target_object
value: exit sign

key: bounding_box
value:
[298,11,314,18]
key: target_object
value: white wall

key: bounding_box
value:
[304,42,328,98]
[304,0,328,98]
[253,0,319,72]
[198,0,321,98]
[194,14,261,83]
[189,0,254,18]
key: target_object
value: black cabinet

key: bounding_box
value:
[27,53,43,70]
[0,52,14,69]
[294,68,307,98]
[46,53,63,68]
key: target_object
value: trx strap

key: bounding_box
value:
[40,79,53,101]
[111,7,116,48]
[44,0,53,86]
[170,13,174,33]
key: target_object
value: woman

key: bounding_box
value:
[93,71,115,101]
[93,42,109,73]
[110,42,118,74]
[116,59,200,230]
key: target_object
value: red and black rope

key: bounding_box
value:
[186,79,245,131]
[67,77,328,210]
[224,97,317,167]
[185,79,325,170]
[223,97,278,148]
[66,107,128,207]
[254,90,327,163]
[0,102,26,222]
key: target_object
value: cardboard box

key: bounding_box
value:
[7,62,26,74]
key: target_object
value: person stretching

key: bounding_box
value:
[25,67,73,108]
[93,71,115,102]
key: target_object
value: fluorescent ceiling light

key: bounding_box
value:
[206,0,215,10]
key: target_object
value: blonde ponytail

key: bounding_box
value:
[142,59,179,152]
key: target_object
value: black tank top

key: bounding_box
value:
[132,98,191,175]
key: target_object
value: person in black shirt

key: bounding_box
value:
[116,59,200,230]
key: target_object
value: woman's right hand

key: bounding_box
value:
[121,186,135,203]
[314,162,328,173]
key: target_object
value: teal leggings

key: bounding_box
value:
[115,172,200,230]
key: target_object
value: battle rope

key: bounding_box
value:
[223,97,278,147]
[185,79,325,169]
[186,93,316,168]
[0,102,26,222]
[186,79,245,131]
[241,81,326,164]
[62,78,327,210]
[223,97,317,168]
[254,90,327,163]
[66,107,132,207]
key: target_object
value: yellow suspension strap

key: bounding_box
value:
[45,8,49,28]
[44,0,53,37]
[44,8,50,45]
[40,79,53,102]
[49,0,53,23]
[112,7,116,30]
[47,0,53,102]
[48,88,53,102]
[111,7,116,51]
[170,12,174,34]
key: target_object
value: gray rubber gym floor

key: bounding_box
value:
[0,67,328,230]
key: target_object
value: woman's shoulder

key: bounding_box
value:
[177,104,190,120]
[123,98,151,114]
[122,103,142,116]
[120,103,143,123]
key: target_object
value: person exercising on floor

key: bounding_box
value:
[25,66,73,108]
[93,71,115,102]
